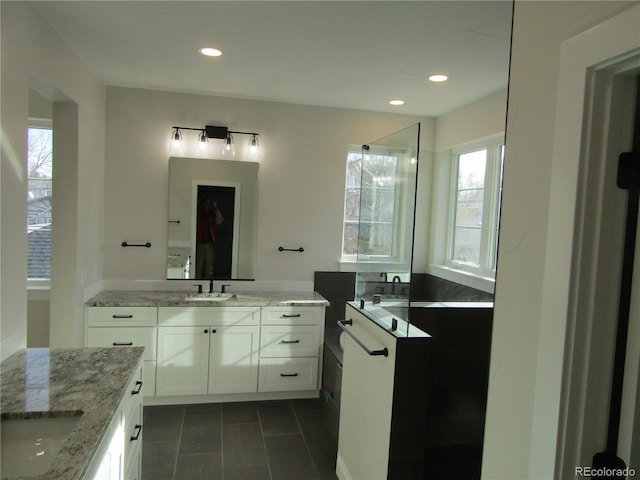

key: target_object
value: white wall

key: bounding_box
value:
[482,1,637,478]
[0,2,105,355]
[103,87,434,285]
[414,90,508,283]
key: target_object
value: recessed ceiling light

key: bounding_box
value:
[199,47,223,57]
[389,99,405,106]
[429,74,448,83]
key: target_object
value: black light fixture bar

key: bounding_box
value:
[172,125,259,139]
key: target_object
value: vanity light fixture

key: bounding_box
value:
[169,125,260,156]
[389,99,405,106]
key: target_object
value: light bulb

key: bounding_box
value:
[248,134,259,155]
[170,128,183,154]
[198,130,208,154]
[222,133,235,156]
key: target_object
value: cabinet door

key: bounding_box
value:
[208,326,259,394]
[156,327,210,396]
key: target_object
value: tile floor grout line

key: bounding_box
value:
[257,403,275,480]
[220,407,225,480]
[172,407,186,480]
[293,402,322,480]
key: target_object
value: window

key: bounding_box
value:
[342,147,400,260]
[449,136,504,276]
[27,124,53,280]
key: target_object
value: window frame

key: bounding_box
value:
[27,119,53,286]
[446,134,504,278]
[341,145,408,267]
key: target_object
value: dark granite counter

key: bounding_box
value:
[1,347,144,480]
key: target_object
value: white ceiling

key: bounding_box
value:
[31,1,513,117]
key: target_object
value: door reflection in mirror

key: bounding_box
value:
[195,185,233,279]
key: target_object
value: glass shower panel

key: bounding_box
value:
[354,123,420,336]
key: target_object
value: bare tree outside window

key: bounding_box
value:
[27,126,53,279]
[342,149,398,257]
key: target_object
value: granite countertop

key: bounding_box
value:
[85,290,330,307]
[1,347,145,480]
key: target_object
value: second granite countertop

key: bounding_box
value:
[1,347,144,480]
[85,290,330,308]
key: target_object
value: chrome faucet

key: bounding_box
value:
[209,278,215,293]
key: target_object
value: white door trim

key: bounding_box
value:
[533,4,640,479]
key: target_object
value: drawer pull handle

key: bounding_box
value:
[113,342,134,346]
[281,314,301,318]
[131,380,143,395]
[112,314,134,319]
[337,319,389,357]
[130,424,142,441]
[280,339,300,344]
[280,373,299,377]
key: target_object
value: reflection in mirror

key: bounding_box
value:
[167,157,258,280]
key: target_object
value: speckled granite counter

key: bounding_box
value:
[85,290,330,307]
[1,347,144,480]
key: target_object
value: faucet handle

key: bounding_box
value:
[193,284,203,294]
[221,284,231,293]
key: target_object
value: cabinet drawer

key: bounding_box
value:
[261,307,322,325]
[260,326,321,358]
[87,307,157,327]
[87,327,156,361]
[158,306,260,326]
[258,358,319,392]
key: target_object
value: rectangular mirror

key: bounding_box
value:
[167,157,258,280]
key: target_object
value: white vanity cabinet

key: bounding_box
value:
[84,357,144,480]
[86,306,157,396]
[85,293,328,404]
[156,306,260,396]
[258,306,324,392]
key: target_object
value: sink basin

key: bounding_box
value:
[1,413,82,477]
[185,292,236,302]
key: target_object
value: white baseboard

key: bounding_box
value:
[336,453,353,480]
[143,389,319,406]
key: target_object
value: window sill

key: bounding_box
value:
[28,280,51,301]
[428,265,495,294]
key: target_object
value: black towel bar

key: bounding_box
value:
[278,246,304,252]
[121,241,151,248]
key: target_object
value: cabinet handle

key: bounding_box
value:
[131,380,143,395]
[112,341,134,346]
[280,339,300,344]
[337,319,389,357]
[281,314,301,318]
[280,373,299,377]
[212,329,217,333]
[130,424,142,441]
[204,329,208,333]
[112,314,134,319]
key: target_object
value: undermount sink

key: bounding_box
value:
[1,412,83,477]
[185,292,236,302]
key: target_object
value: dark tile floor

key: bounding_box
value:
[142,398,339,480]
